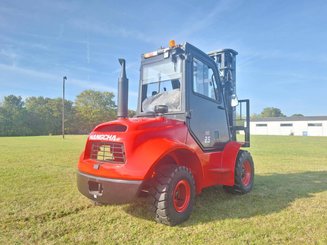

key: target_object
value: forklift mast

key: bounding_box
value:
[208,49,250,146]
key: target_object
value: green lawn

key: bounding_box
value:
[0,135,326,244]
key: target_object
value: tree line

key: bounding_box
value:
[0,90,135,136]
[251,107,303,119]
[1,91,303,137]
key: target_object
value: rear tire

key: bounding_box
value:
[223,150,254,194]
[149,165,195,226]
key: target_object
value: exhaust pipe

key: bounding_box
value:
[117,58,129,118]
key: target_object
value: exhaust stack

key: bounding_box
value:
[117,58,129,118]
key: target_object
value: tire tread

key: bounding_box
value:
[223,150,254,195]
[150,165,195,226]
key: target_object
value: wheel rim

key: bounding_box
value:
[173,179,191,213]
[241,160,252,186]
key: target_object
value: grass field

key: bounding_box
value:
[0,135,326,244]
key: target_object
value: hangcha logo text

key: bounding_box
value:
[89,134,119,141]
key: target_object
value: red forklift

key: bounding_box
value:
[77,41,254,226]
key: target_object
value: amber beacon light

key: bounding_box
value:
[169,40,176,48]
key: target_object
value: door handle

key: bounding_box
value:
[217,105,225,110]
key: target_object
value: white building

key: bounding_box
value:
[250,116,327,136]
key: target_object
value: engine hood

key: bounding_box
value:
[79,116,189,180]
[88,116,188,149]
[93,116,185,132]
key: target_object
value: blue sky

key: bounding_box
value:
[1,0,327,116]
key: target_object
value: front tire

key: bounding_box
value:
[149,165,195,226]
[223,150,254,194]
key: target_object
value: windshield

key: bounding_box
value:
[141,58,182,113]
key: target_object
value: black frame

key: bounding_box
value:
[232,99,250,147]
[185,43,231,151]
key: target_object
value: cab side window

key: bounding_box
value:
[193,58,219,101]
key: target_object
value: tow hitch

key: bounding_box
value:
[88,181,103,198]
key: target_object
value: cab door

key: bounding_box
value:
[186,51,230,151]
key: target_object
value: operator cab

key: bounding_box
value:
[137,41,237,150]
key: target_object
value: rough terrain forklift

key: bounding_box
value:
[77,40,254,226]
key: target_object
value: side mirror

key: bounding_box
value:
[231,94,239,107]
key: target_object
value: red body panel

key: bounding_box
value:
[78,117,242,194]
